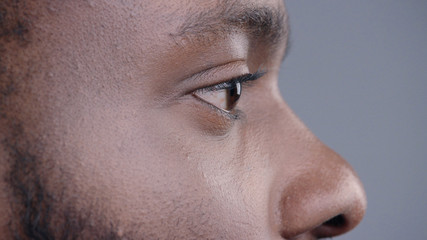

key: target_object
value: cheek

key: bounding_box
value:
[174,98,235,136]
[46,101,272,238]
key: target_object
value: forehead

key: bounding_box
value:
[48,0,286,39]
[31,0,287,83]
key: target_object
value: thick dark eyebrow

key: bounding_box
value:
[171,2,289,56]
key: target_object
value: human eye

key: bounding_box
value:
[192,71,265,118]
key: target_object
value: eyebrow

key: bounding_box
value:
[171,2,289,56]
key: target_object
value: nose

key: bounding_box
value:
[268,104,367,239]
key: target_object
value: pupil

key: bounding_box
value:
[226,82,241,110]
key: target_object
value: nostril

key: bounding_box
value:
[312,214,352,238]
[323,214,346,228]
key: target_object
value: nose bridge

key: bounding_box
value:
[267,101,367,239]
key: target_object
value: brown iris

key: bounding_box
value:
[194,81,242,112]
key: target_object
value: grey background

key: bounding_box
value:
[279,1,427,239]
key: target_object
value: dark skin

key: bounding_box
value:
[0,0,366,239]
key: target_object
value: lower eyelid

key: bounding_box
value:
[181,97,237,136]
[192,93,241,120]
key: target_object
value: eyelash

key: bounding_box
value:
[193,70,265,119]
[199,70,265,93]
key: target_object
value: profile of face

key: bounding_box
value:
[0,0,367,239]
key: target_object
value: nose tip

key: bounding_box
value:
[277,148,367,239]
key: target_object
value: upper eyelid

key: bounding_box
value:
[196,80,234,93]
[186,61,247,85]
[195,70,266,93]
[181,61,249,95]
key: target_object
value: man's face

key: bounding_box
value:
[0,0,366,239]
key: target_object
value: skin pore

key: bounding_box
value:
[0,0,367,239]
